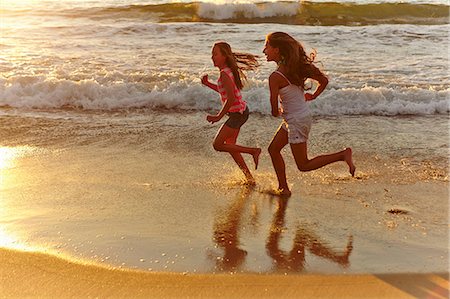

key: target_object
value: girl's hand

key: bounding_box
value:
[304,93,316,101]
[206,114,221,124]
[201,74,209,85]
[271,107,281,117]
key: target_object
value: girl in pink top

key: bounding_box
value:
[202,42,261,184]
[263,32,355,197]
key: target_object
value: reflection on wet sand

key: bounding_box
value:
[212,186,354,273]
[213,186,253,272]
[266,198,353,273]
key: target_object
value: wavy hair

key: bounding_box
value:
[266,32,323,88]
[214,42,259,90]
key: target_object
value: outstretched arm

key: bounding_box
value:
[304,70,328,101]
[201,74,219,92]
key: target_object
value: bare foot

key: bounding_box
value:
[271,187,291,198]
[279,188,291,198]
[252,148,261,170]
[245,176,256,186]
[344,148,356,177]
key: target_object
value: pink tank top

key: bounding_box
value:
[217,67,246,113]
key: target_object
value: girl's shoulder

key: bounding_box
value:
[271,69,285,76]
[270,70,288,82]
[220,66,232,74]
[220,67,234,80]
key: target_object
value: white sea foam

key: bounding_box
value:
[1,75,448,116]
[198,2,299,20]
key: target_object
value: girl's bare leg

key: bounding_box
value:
[229,152,255,184]
[213,124,261,170]
[344,148,356,176]
[290,143,355,176]
[213,124,260,182]
[252,148,262,170]
[268,127,290,196]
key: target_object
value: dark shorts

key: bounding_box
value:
[224,107,249,129]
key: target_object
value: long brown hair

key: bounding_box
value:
[266,32,323,88]
[214,41,259,90]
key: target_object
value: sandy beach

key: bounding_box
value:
[1,247,448,299]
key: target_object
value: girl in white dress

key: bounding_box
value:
[263,32,355,196]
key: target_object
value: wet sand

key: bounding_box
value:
[1,142,448,274]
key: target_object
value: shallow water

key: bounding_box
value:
[0,111,447,274]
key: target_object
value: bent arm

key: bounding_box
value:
[215,73,235,120]
[305,70,328,101]
[269,73,281,117]
[204,81,219,93]
[201,75,219,92]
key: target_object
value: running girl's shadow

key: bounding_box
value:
[212,185,254,272]
[266,198,353,272]
[211,186,353,273]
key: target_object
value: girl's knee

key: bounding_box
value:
[212,141,222,151]
[267,145,275,156]
[297,165,307,172]
[268,144,279,156]
[296,162,311,172]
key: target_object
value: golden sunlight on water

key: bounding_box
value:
[0,227,20,249]
[0,146,37,173]
[0,146,36,250]
[0,147,24,187]
[0,147,19,170]
[0,0,37,9]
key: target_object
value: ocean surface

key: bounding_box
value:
[0,0,449,274]
[1,0,449,114]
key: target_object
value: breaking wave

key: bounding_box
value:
[1,74,448,116]
[2,2,449,26]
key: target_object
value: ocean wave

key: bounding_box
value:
[1,75,448,116]
[2,2,449,26]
